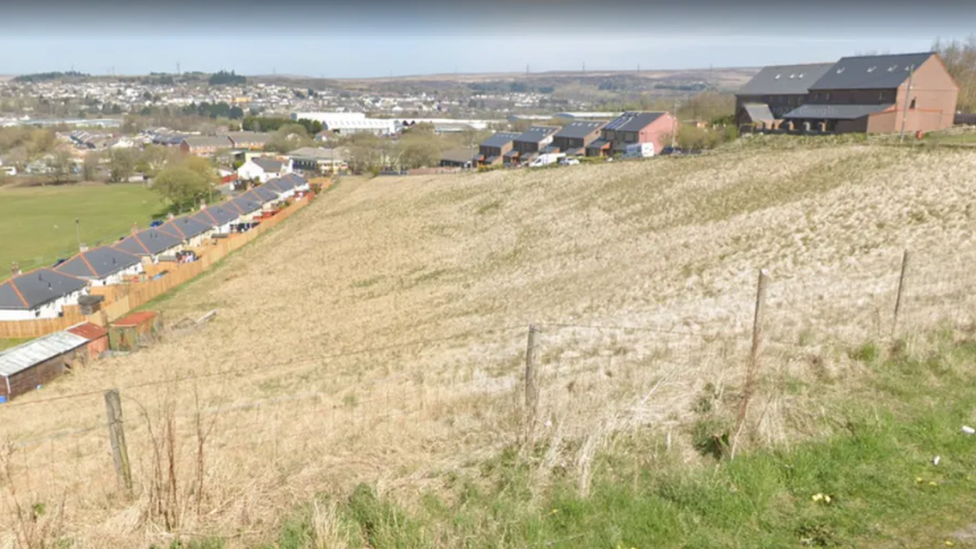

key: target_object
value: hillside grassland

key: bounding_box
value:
[3,140,976,547]
[0,183,165,281]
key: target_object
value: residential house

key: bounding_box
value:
[475,132,519,166]
[287,147,347,174]
[54,246,144,287]
[552,121,607,156]
[0,269,89,321]
[734,63,835,130]
[191,204,241,235]
[237,156,292,183]
[240,186,281,210]
[781,52,959,133]
[179,136,233,156]
[159,215,215,248]
[439,147,477,169]
[225,196,265,222]
[507,126,560,165]
[114,227,184,262]
[224,132,271,150]
[588,112,676,157]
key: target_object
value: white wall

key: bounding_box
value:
[0,288,87,320]
[90,263,145,287]
[237,160,268,183]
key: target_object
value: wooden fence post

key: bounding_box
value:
[892,250,910,338]
[104,389,133,495]
[524,324,540,428]
[732,269,768,459]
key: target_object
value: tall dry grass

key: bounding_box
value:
[1,143,976,546]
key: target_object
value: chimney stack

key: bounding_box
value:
[11,261,21,278]
[131,222,139,235]
[167,213,175,221]
[79,243,88,253]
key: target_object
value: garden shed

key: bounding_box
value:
[109,311,162,352]
[0,331,88,401]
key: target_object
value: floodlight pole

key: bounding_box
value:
[75,218,81,251]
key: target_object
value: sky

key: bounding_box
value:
[0,0,974,78]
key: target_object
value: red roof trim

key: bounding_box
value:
[5,278,29,308]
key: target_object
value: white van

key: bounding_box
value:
[528,153,564,168]
[623,143,655,158]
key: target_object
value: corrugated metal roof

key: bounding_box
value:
[113,311,158,328]
[737,63,835,95]
[0,331,88,378]
[67,322,109,341]
[810,52,934,90]
[782,103,894,120]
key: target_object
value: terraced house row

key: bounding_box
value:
[0,174,310,322]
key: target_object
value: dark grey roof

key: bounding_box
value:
[55,246,141,280]
[182,136,233,149]
[782,103,894,120]
[604,112,666,132]
[586,139,610,149]
[0,269,88,310]
[160,215,213,241]
[741,103,776,122]
[555,121,607,139]
[192,205,240,227]
[115,228,183,256]
[810,52,934,90]
[227,196,263,215]
[737,63,835,95]
[251,157,286,172]
[244,186,280,203]
[440,147,478,163]
[280,173,308,188]
[224,132,271,145]
[514,126,559,143]
[480,132,520,148]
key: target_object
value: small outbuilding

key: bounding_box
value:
[0,331,89,401]
[109,311,162,352]
[67,322,110,360]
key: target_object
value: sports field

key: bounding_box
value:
[0,183,165,280]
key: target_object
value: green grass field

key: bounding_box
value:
[0,184,166,281]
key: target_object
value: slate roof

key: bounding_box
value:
[160,215,214,241]
[115,228,183,256]
[480,132,520,148]
[742,103,776,122]
[226,196,263,215]
[0,331,89,378]
[55,246,141,280]
[182,136,233,149]
[440,147,478,164]
[288,147,344,161]
[514,126,560,143]
[782,103,894,120]
[243,186,280,204]
[810,52,934,90]
[0,269,88,311]
[737,63,836,95]
[604,112,667,132]
[279,173,308,188]
[224,132,271,146]
[555,121,607,139]
[251,157,286,173]
[192,205,241,227]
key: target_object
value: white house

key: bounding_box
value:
[192,204,241,235]
[114,228,184,263]
[54,246,144,287]
[0,269,89,320]
[237,157,292,183]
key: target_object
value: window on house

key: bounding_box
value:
[879,91,886,101]
[910,98,917,109]
[825,92,831,101]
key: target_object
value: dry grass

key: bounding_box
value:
[2,142,976,547]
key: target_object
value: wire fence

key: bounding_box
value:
[0,245,974,545]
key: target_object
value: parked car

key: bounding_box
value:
[558,157,580,166]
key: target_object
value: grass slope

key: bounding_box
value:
[267,336,976,548]
[3,141,976,547]
[0,183,165,280]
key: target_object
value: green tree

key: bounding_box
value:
[265,124,314,153]
[933,35,976,112]
[152,167,212,213]
[107,148,137,183]
[49,148,75,184]
[81,152,101,181]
